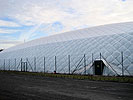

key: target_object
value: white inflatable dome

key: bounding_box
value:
[0,22,133,76]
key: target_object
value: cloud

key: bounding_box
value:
[0,43,19,49]
[1,0,133,29]
[37,22,64,35]
[18,23,42,41]
[0,40,22,44]
[0,39,22,49]
[0,28,20,34]
[0,0,133,49]
[0,20,20,27]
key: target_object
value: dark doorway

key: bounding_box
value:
[94,60,105,75]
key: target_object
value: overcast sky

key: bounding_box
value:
[0,0,133,49]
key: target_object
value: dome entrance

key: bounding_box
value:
[94,60,105,75]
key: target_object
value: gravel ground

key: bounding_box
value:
[0,72,133,100]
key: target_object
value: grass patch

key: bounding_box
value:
[0,70,133,83]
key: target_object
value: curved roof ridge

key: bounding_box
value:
[2,21,133,52]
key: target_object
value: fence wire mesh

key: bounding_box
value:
[0,52,132,76]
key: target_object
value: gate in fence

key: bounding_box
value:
[21,62,28,72]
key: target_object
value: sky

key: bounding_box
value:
[0,0,133,49]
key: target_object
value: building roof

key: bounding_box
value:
[3,21,133,52]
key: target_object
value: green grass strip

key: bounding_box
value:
[0,70,133,83]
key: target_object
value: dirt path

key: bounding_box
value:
[0,72,133,100]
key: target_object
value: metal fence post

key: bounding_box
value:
[92,53,94,75]
[34,57,36,72]
[100,53,102,75]
[26,58,28,72]
[20,58,22,71]
[9,59,10,71]
[84,54,86,75]
[55,56,57,73]
[26,59,28,72]
[121,52,124,76]
[44,57,45,73]
[100,53,101,60]
[15,58,16,70]
[68,55,70,74]
[4,59,5,70]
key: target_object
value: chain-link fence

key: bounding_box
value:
[0,52,132,76]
